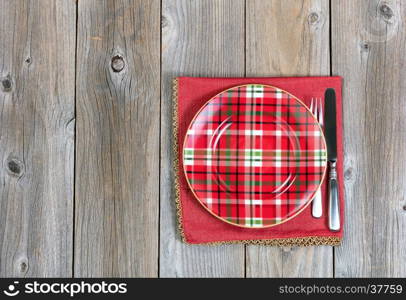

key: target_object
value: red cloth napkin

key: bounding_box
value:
[174,77,343,246]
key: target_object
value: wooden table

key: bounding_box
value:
[1,0,405,277]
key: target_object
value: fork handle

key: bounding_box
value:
[328,161,340,231]
[312,188,322,218]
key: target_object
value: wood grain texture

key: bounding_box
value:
[160,0,245,277]
[75,0,160,277]
[332,0,406,277]
[0,0,75,277]
[0,0,405,279]
[245,0,332,277]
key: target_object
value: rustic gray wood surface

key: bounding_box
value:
[0,0,405,277]
[0,0,75,277]
[332,0,406,277]
[75,0,160,277]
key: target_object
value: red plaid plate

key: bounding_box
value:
[182,84,327,228]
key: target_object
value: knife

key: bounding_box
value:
[324,88,340,231]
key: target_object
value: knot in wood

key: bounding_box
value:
[379,4,393,19]
[308,12,319,25]
[161,16,168,28]
[20,261,28,273]
[6,158,24,177]
[1,75,12,92]
[361,42,370,51]
[344,167,353,180]
[111,55,125,72]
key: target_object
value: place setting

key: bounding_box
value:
[174,77,343,246]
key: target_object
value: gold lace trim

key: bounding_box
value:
[172,78,341,247]
[184,236,341,246]
[172,78,188,243]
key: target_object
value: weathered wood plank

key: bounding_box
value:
[245,0,332,277]
[75,0,160,277]
[332,0,406,277]
[0,0,75,276]
[160,0,245,277]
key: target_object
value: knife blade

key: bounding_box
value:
[324,88,340,231]
[325,89,337,161]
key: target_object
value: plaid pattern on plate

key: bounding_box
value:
[183,85,327,228]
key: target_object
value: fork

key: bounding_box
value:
[310,98,323,218]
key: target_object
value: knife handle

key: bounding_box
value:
[328,161,340,231]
